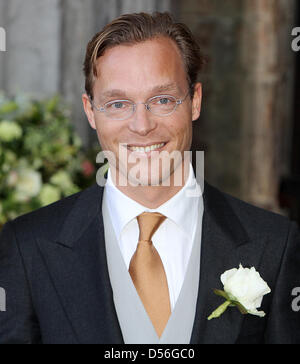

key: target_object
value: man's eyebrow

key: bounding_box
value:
[101,83,180,99]
[149,83,180,94]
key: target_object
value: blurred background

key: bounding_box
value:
[0,0,299,225]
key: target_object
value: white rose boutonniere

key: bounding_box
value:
[208,264,271,320]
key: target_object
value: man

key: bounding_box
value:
[0,12,299,344]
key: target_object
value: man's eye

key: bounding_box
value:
[157,97,171,105]
[111,102,125,109]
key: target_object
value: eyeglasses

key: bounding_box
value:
[89,93,190,121]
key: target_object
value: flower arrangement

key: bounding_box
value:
[0,93,98,228]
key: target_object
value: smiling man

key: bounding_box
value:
[0,12,299,345]
[82,32,202,207]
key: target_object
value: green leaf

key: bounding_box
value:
[0,101,18,114]
[208,300,231,321]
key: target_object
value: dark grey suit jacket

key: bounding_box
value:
[0,181,299,344]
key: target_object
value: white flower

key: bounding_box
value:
[208,264,271,321]
[14,169,42,202]
[0,120,22,142]
[221,264,271,317]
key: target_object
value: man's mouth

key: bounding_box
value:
[127,142,167,153]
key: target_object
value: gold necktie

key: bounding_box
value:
[129,212,171,337]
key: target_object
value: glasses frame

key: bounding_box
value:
[89,92,190,121]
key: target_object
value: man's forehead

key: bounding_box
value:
[93,38,188,99]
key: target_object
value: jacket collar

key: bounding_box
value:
[56,183,104,248]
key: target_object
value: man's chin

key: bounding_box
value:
[123,166,179,187]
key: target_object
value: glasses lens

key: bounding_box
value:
[105,100,133,120]
[149,96,177,116]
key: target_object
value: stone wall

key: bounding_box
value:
[178,0,296,211]
[240,0,296,211]
[0,0,61,95]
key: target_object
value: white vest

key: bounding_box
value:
[102,193,203,344]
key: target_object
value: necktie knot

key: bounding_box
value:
[137,212,166,242]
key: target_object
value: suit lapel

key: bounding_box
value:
[37,184,123,344]
[191,182,265,344]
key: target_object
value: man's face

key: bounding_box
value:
[83,37,202,186]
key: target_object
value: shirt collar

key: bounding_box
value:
[104,163,202,240]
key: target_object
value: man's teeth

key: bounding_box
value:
[129,143,165,152]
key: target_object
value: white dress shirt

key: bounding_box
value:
[103,163,203,311]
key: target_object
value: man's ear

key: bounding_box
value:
[82,93,97,130]
[191,83,202,122]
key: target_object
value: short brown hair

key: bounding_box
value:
[83,12,204,99]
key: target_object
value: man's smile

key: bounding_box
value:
[126,142,168,155]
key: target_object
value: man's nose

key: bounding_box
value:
[128,103,157,136]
